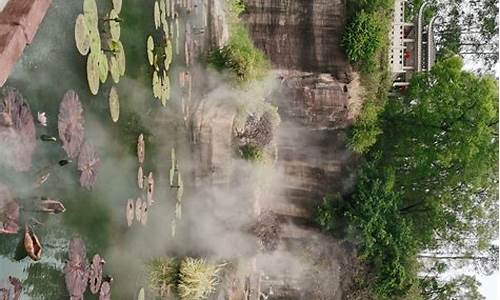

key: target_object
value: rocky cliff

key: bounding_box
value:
[243,0,349,76]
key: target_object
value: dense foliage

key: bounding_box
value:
[318,54,499,298]
[342,11,384,63]
[208,24,268,83]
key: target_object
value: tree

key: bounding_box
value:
[434,0,499,73]
[419,275,485,300]
[377,54,499,247]
[418,244,499,275]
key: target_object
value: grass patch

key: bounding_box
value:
[208,23,269,83]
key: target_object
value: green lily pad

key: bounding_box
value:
[116,42,126,76]
[171,219,176,237]
[83,0,98,27]
[98,51,109,83]
[175,201,181,219]
[147,36,154,66]
[109,86,120,122]
[138,288,145,300]
[113,0,122,14]
[164,41,173,70]
[87,51,100,95]
[152,71,160,98]
[109,55,120,83]
[159,0,167,27]
[154,1,161,29]
[165,0,170,18]
[109,9,121,41]
[88,23,101,54]
[75,14,90,55]
[176,172,183,202]
[109,40,126,76]
[162,19,170,37]
[160,74,170,106]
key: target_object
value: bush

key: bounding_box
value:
[178,258,222,300]
[315,194,343,233]
[342,11,384,63]
[239,144,264,161]
[146,258,180,296]
[344,163,419,298]
[348,100,384,153]
[208,24,269,83]
[227,0,246,17]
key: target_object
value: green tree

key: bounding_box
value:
[378,54,498,246]
[419,275,485,300]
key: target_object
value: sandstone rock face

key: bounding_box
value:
[243,0,349,76]
[275,71,358,129]
[0,0,52,86]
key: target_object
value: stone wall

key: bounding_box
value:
[0,0,52,86]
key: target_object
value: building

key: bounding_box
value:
[389,0,437,88]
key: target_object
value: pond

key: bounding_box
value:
[0,0,203,298]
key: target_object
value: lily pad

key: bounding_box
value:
[175,201,181,220]
[87,51,100,95]
[146,172,154,206]
[154,1,161,29]
[112,0,122,14]
[126,199,134,227]
[165,41,173,70]
[171,219,176,237]
[83,0,98,27]
[147,36,154,66]
[152,71,160,98]
[115,41,126,76]
[176,172,183,202]
[109,9,121,41]
[108,55,120,83]
[140,203,148,225]
[75,14,90,55]
[135,198,143,223]
[108,86,120,122]
[137,166,144,189]
[88,23,101,54]
[137,134,145,164]
[160,74,170,106]
[98,51,109,83]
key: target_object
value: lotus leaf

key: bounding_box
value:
[109,9,121,41]
[154,1,161,29]
[147,36,154,66]
[108,86,119,122]
[126,199,134,227]
[87,51,100,95]
[98,51,109,83]
[112,0,122,14]
[88,23,101,54]
[75,14,90,55]
[109,55,120,83]
[83,0,98,27]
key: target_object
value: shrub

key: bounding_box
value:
[146,257,180,296]
[344,163,419,298]
[342,11,384,63]
[348,100,384,153]
[315,194,343,232]
[239,144,264,161]
[178,258,222,300]
[227,0,246,17]
[208,24,268,83]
